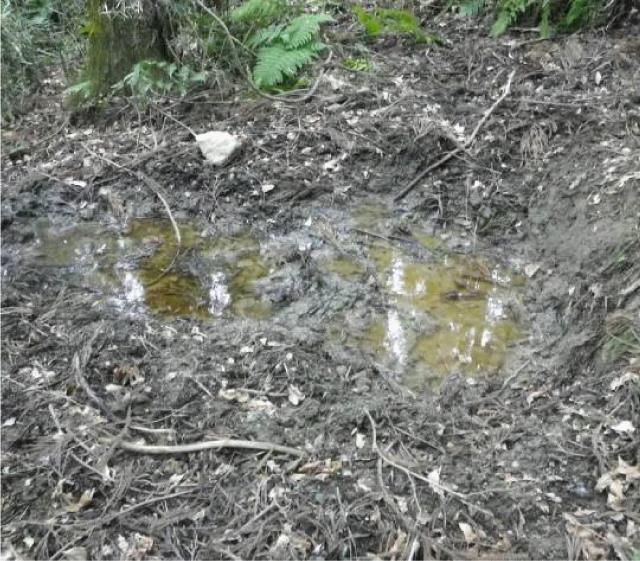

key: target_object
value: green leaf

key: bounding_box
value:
[285,14,334,49]
[539,2,550,37]
[253,43,322,87]
[64,80,93,97]
[352,6,427,40]
[459,0,486,16]
[230,0,288,25]
[247,23,286,49]
[491,11,512,36]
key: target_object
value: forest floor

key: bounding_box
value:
[2,9,639,560]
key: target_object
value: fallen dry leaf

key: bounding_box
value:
[64,489,94,513]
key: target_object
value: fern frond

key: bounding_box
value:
[241,5,332,88]
[253,45,291,86]
[563,0,592,28]
[539,1,550,37]
[460,0,486,16]
[285,14,334,49]
[230,0,287,25]
[306,40,326,53]
[246,23,286,49]
[253,44,323,87]
[491,11,513,35]
[492,0,531,36]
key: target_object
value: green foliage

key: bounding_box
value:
[352,6,441,44]
[67,57,208,106]
[230,0,290,26]
[490,0,608,36]
[539,2,550,36]
[243,13,333,88]
[63,80,94,103]
[459,0,487,16]
[252,44,318,87]
[602,326,640,363]
[1,0,85,119]
[112,59,209,98]
[1,0,39,112]
[248,14,332,49]
[228,0,334,89]
[561,0,599,29]
[353,6,383,35]
[78,0,180,100]
[492,0,537,36]
[342,56,372,71]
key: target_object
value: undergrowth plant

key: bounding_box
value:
[231,0,333,89]
[1,0,84,119]
[342,56,372,72]
[458,0,615,36]
[352,6,440,44]
[560,0,605,30]
[491,0,551,36]
[112,59,209,98]
[230,0,291,28]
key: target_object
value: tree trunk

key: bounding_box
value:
[84,0,172,95]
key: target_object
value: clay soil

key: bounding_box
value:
[2,10,640,560]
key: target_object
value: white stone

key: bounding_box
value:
[195,131,242,165]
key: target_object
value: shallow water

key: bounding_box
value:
[28,207,525,389]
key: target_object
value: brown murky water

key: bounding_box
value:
[29,207,525,389]
[356,246,523,389]
[32,219,270,320]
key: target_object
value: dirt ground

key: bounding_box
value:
[2,9,640,560]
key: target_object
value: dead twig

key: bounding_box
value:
[135,171,182,286]
[395,70,516,202]
[374,442,470,560]
[364,409,494,519]
[73,322,118,423]
[73,362,116,421]
[41,490,198,560]
[82,143,181,286]
[114,437,305,457]
[96,406,132,479]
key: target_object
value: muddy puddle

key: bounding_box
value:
[24,204,526,389]
[349,247,524,389]
[27,219,270,320]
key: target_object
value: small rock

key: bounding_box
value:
[195,131,243,165]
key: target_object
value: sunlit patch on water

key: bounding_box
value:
[129,221,271,319]
[363,245,524,389]
[209,272,231,316]
[26,208,525,390]
[28,219,270,320]
[123,272,145,303]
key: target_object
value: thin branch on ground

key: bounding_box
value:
[72,322,118,423]
[96,406,132,479]
[135,171,182,286]
[364,409,494,519]
[395,70,516,202]
[114,437,305,457]
[81,143,181,286]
